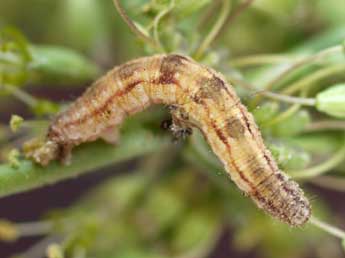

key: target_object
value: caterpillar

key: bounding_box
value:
[25,54,311,226]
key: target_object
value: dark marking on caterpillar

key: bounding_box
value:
[225,117,245,139]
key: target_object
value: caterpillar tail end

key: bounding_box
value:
[23,138,60,166]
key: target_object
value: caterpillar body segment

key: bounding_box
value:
[25,54,311,226]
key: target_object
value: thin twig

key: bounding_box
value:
[193,0,231,60]
[311,176,345,192]
[14,235,62,258]
[17,221,53,237]
[305,120,345,132]
[22,119,50,129]
[230,54,298,68]
[310,216,345,240]
[226,76,316,106]
[1,83,38,107]
[262,91,316,106]
[226,76,255,90]
[112,0,162,52]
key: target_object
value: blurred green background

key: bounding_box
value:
[0,0,345,258]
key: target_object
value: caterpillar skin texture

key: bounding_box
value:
[26,54,311,226]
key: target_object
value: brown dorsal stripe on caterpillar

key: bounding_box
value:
[24,54,311,226]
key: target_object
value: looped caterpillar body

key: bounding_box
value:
[25,54,311,226]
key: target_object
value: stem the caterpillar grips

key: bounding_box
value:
[24,54,311,226]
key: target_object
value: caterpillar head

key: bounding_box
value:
[23,138,59,166]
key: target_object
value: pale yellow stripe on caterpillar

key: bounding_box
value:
[24,54,311,226]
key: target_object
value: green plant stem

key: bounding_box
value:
[16,235,62,258]
[193,0,231,60]
[310,216,345,240]
[311,176,345,192]
[1,83,38,107]
[271,82,313,126]
[112,0,162,52]
[262,88,309,127]
[152,0,175,52]
[262,91,316,106]
[0,129,169,198]
[17,221,52,237]
[281,63,345,95]
[22,119,50,130]
[226,76,315,107]
[290,137,345,179]
[226,76,254,90]
[305,120,345,132]
[265,45,343,91]
[230,54,297,68]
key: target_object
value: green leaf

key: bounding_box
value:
[0,27,32,86]
[1,27,99,87]
[0,129,169,198]
[252,101,280,125]
[286,132,342,155]
[270,110,311,137]
[269,142,311,170]
[171,208,219,255]
[55,0,111,54]
[316,84,345,118]
[30,45,100,84]
[137,184,185,235]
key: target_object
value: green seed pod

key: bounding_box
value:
[316,84,345,118]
